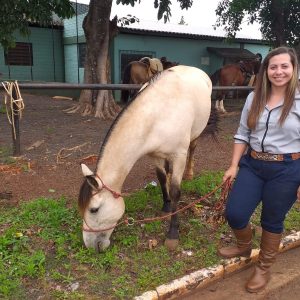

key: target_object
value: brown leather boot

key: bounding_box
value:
[218,224,252,258]
[246,229,282,293]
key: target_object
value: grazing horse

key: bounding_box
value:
[120,56,178,103]
[78,65,216,252]
[211,53,262,113]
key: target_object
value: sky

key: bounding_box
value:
[76,0,262,39]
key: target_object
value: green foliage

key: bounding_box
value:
[0,0,74,49]
[117,0,193,23]
[215,0,300,47]
[1,173,300,298]
[182,170,224,199]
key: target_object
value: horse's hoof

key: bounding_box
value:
[164,239,179,251]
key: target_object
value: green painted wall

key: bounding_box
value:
[0,26,65,82]
[63,15,85,84]
[112,34,270,101]
[61,14,271,102]
[244,43,271,60]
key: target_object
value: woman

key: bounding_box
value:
[218,46,300,293]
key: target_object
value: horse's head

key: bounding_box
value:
[78,164,125,252]
[253,53,262,73]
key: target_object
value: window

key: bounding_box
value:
[78,43,86,68]
[120,50,155,81]
[5,42,33,66]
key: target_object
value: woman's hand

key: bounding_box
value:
[223,165,238,183]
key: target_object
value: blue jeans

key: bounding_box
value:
[225,154,300,233]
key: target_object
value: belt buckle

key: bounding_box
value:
[270,154,279,161]
[255,152,278,161]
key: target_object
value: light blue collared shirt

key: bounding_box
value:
[234,91,300,154]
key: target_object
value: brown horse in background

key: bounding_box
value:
[121,56,178,103]
[210,53,262,113]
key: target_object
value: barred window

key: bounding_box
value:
[5,42,33,66]
[78,43,86,68]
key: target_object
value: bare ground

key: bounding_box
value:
[0,92,242,206]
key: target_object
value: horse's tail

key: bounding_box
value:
[202,106,220,140]
[210,69,220,85]
[121,63,132,104]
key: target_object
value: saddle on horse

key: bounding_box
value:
[239,61,256,86]
[139,57,163,78]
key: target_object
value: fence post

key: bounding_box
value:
[12,86,21,156]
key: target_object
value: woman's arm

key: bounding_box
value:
[223,143,248,182]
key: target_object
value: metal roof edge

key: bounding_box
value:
[118,26,268,44]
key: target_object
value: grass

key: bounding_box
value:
[1,171,300,299]
[0,146,15,164]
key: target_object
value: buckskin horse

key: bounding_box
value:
[120,56,178,103]
[78,65,217,252]
[210,53,262,113]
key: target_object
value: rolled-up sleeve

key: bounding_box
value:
[234,92,253,144]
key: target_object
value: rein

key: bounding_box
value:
[91,174,121,199]
[83,179,231,233]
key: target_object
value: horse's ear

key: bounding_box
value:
[81,163,94,177]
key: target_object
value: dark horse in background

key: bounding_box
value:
[210,53,262,113]
[121,56,179,103]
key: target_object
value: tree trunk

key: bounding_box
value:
[270,0,286,47]
[76,0,120,119]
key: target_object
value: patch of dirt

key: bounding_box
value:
[0,92,242,206]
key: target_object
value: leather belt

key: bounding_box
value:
[250,150,300,161]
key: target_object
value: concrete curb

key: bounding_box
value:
[134,231,300,300]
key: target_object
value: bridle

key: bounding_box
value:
[92,174,121,199]
[83,174,121,233]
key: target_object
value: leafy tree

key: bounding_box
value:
[215,0,300,47]
[0,0,74,49]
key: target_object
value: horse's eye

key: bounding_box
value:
[90,207,99,214]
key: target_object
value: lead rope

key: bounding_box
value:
[2,81,25,139]
[83,179,232,233]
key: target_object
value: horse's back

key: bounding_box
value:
[219,64,244,85]
[127,66,212,147]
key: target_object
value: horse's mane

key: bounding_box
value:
[96,70,166,168]
[78,175,98,215]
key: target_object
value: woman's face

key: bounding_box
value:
[267,53,294,88]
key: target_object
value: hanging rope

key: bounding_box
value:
[2,81,25,139]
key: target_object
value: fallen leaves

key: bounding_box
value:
[0,158,33,175]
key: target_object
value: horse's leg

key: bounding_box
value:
[215,99,220,111]
[155,159,172,213]
[219,97,227,113]
[184,139,197,180]
[215,91,222,112]
[164,154,187,251]
[218,89,227,113]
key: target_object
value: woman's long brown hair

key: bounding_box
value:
[247,46,300,129]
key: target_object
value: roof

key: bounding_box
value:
[71,1,89,15]
[120,20,263,42]
[207,47,258,59]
